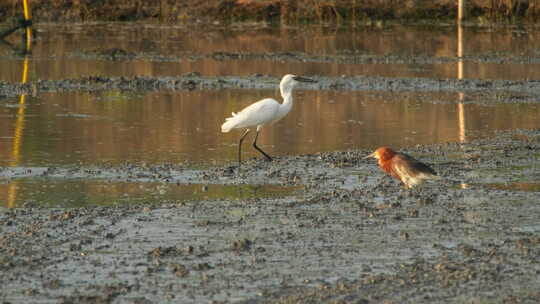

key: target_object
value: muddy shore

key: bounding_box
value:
[3,74,540,102]
[1,128,540,303]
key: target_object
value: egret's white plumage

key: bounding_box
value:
[221,98,283,132]
[221,74,315,164]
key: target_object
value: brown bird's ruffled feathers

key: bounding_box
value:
[391,153,437,188]
[366,147,438,188]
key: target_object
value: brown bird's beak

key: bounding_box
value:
[363,151,378,159]
[293,76,317,83]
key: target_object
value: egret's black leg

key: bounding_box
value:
[253,130,272,161]
[237,129,250,165]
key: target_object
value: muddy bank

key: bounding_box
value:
[73,49,540,66]
[2,74,540,100]
[1,129,540,303]
[2,0,540,24]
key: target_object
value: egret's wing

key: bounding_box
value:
[392,153,437,179]
[229,98,280,129]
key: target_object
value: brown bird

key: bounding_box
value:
[364,147,438,188]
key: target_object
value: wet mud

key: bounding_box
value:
[2,128,540,303]
[72,48,540,65]
[2,74,540,102]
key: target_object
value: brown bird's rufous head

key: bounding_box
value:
[364,147,396,162]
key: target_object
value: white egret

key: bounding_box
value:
[221,74,316,164]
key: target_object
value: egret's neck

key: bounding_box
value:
[280,83,295,104]
[282,89,293,103]
[276,89,294,121]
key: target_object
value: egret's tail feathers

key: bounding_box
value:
[221,117,239,133]
[224,112,238,121]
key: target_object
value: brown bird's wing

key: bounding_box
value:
[391,153,437,179]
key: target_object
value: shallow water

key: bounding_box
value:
[484,182,540,192]
[1,90,540,166]
[0,179,300,207]
[2,24,540,81]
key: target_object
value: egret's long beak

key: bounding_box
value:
[293,76,316,83]
[363,151,378,159]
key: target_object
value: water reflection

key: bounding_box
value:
[456,23,468,190]
[2,24,540,81]
[6,23,33,208]
[456,24,466,137]
[0,179,300,208]
[7,57,29,208]
[484,182,540,192]
[1,89,540,166]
